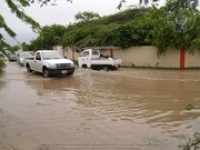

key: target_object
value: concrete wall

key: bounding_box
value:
[100,46,181,68]
[64,49,79,60]
[185,51,200,68]
[63,46,200,68]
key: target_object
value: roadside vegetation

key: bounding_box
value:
[29,3,200,57]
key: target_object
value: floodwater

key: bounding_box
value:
[0,61,200,150]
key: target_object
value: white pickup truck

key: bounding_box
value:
[25,50,75,78]
[78,49,121,71]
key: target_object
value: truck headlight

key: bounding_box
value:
[20,58,24,63]
[50,64,59,69]
[70,63,74,68]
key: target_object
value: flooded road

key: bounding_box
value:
[0,61,200,150]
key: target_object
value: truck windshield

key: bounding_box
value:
[41,51,63,60]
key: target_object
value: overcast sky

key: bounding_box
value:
[0,0,142,46]
[0,0,167,47]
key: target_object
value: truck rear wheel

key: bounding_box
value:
[102,66,110,71]
[43,68,50,78]
[26,64,32,72]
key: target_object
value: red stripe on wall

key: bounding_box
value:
[180,47,185,69]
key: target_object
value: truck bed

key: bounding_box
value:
[90,58,121,65]
[23,57,34,66]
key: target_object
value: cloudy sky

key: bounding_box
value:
[0,0,144,46]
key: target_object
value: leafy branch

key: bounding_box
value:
[28,0,72,6]
[179,132,200,150]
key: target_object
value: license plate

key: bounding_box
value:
[62,70,68,74]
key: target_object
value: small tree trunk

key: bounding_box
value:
[110,47,114,58]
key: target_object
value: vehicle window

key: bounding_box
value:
[36,53,41,60]
[41,51,63,60]
[92,50,99,55]
[9,52,17,57]
[20,52,32,58]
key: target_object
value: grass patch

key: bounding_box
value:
[184,104,195,111]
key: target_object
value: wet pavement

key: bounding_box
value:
[0,61,200,150]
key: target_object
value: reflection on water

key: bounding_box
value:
[0,71,8,100]
[0,64,200,150]
[0,80,6,90]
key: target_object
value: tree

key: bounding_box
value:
[0,0,72,71]
[75,11,100,22]
[0,0,40,70]
[21,42,30,51]
[117,0,159,9]
[117,0,199,9]
[28,0,72,6]
[0,1,41,47]
[30,24,66,50]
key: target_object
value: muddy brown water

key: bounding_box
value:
[0,61,200,150]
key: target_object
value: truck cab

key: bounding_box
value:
[79,49,100,68]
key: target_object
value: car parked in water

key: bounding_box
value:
[17,51,33,66]
[8,51,18,61]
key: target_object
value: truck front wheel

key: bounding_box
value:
[43,68,50,78]
[81,64,88,69]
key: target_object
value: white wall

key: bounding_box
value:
[64,46,200,68]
